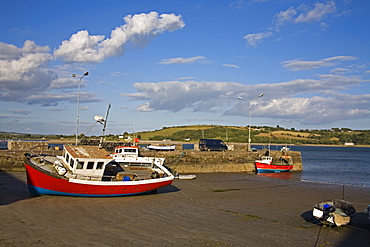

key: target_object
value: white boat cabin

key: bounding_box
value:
[111,146,139,158]
[257,156,273,164]
[111,145,166,169]
[58,145,120,180]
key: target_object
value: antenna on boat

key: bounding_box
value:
[98,103,111,149]
[72,71,89,145]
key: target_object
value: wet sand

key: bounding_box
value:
[0,172,369,247]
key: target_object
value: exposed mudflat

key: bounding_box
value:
[0,172,369,246]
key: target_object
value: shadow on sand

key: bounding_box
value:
[0,172,31,205]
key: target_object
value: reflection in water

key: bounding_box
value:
[257,171,296,180]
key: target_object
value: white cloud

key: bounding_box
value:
[295,1,336,23]
[9,109,31,115]
[0,40,55,102]
[0,40,50,59]
[243,32,272,47]
[0,41,52,82]
[275,6,297,26]
[274,1,337,25]
[177,76,196,80]
[253,94,370,125]
[122,80,246,112]
[282,56,358,71]
[48,77,87,90]
[330,68,350,74]
[54,12,185,63]
[24,91,101,106]
[222,64,240,69]
[158,56,206,65]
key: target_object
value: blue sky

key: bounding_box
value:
[1,0,369,136]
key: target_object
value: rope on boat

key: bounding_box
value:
[77,122,99,144]
[313,224,322,247]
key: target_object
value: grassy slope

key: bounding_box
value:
[136,125,313,142]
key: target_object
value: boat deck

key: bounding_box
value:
[29,155,59,174]
[116,167,156,181]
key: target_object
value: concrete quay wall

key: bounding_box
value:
[7,141,48,151]
[141,149,303,174]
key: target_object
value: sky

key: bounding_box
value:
[0,0,370,136]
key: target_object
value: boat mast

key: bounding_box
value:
[99,103,111,149]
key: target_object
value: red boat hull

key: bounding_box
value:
[24,162,173,197]
[255,161,293,173]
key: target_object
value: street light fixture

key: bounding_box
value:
[239,93,263,151]
[72,72,89,145]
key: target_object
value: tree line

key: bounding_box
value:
[1,126,370,145]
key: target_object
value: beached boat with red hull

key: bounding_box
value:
[24,145,174,197]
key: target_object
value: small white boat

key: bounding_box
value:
[147,144,176,151]
[175,174,197,180]
[313,200,356,226]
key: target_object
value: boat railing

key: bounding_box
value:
[68,173,111,181]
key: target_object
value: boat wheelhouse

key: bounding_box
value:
[111,146,166,169]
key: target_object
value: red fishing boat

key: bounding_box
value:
[24,145,174,197]
[255,151,293,173]
[24,101,174,197]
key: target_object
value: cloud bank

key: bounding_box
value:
[0,12,185,106]
[122,56,370,125]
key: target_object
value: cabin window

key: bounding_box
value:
[70,159,74,168]
[76,161,84,169]
[66,153,70,164]
[87,161,94,169]
[125,149,137,153]
[97,162,104,169]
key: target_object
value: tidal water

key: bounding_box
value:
[294,146,370,188]
[256,145,370,188]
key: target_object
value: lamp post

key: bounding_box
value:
[72,71,89,145]
[239,93,263,151]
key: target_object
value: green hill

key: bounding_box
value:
[1,125,370,145]
[129,125,370,145]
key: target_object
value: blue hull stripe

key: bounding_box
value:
[257,169,291,173]
[28,185,143,197]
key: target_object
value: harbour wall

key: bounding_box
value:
[141,149,302,174]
